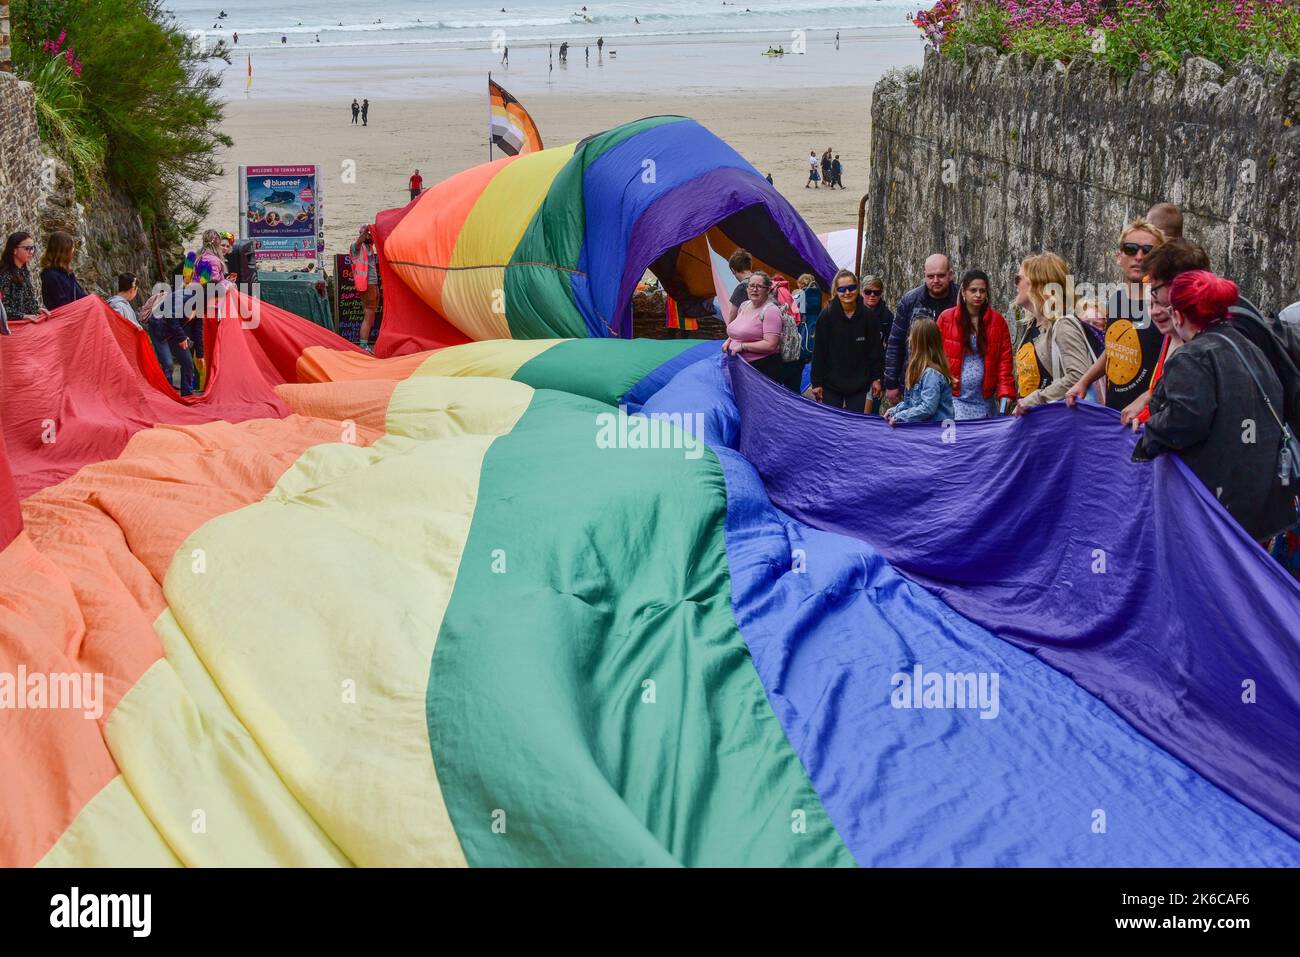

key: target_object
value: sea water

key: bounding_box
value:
[167,0,922,51]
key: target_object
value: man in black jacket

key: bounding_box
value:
[883,254,956,402]
[811,272,884,413]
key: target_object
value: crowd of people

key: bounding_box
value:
[807,147,845,189]
[721,203,1300,562]
[0,227,239,397]
[4,201,1298,567]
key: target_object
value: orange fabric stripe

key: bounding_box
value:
[386,160,507,316]
[296,345,433,384]
[1,408,384,867]
[275,381,398,434]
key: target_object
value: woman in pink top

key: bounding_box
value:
[722,270,783,381]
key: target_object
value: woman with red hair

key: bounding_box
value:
[1134,270,1297,543]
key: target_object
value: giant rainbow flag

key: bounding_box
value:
[3,118,1299,867]
[371,116,835,353]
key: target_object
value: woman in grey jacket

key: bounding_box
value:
[1134,271,1297,543]
[1012,252,1094,415]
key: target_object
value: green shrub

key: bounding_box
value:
[11,0,231,245]
[25,53,107,189]
[915,0,1300,76]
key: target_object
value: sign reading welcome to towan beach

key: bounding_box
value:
[238,165,325,261]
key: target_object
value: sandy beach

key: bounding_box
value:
[204,29,923,254]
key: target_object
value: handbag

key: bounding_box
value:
[1216,330,1300,486]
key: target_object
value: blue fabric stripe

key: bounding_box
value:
[642,356,1300,865]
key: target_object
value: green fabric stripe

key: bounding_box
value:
[426,389,853,866]
[504,117,687,339]
[510,338,700,406]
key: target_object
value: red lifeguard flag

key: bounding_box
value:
[488,78,543,157]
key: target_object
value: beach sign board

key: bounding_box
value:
[239,165,324,261]
[334,252,383,345]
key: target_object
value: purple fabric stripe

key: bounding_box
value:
[615,169,837,338]
[724,354,1300,842]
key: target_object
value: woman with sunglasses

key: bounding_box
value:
[810,269,884,412]
[937,270,1015,419]
[0,232,50,323]
[857,275,892,342]
[722,270,784,382]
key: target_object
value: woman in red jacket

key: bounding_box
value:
[937,269,1015,419]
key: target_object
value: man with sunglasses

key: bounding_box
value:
[1066,218,1166,412]
[884,254,956,404]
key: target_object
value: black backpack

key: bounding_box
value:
[1228,296,1300,437]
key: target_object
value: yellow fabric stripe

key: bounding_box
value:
[151,375,535,866]
[412,338,564,381]
[37,775,181,868]
[439,144,577,340]
[40,608,353,867]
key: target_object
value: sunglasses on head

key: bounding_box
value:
[836,284,858,294]
[1120,242,1155,256]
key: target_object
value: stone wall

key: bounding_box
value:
[0,72,156,297]
[867,47,1300,313]
[1,3,11,74]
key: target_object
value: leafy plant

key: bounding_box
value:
[912,0,1300,75]
[24,44,106,190]
[11,0,231,246]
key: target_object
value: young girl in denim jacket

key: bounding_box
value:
[884,317,954,426]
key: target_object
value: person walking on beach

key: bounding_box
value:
[560,42,568,63]
[821,148,833,186]
[835,31,840,49]
[361,99,370,126]
[351,99,360,124]
[409,170,423,201]
[585,46,589,65]
[233,32,239,45]
[831,154,844,189]
[597,36,604,55]
[807,151,820,188]
[502,46,509,65]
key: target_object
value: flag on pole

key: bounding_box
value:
[488,78,543,157]
[247,55,252,90]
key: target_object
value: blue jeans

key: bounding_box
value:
[152,337,196,396]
